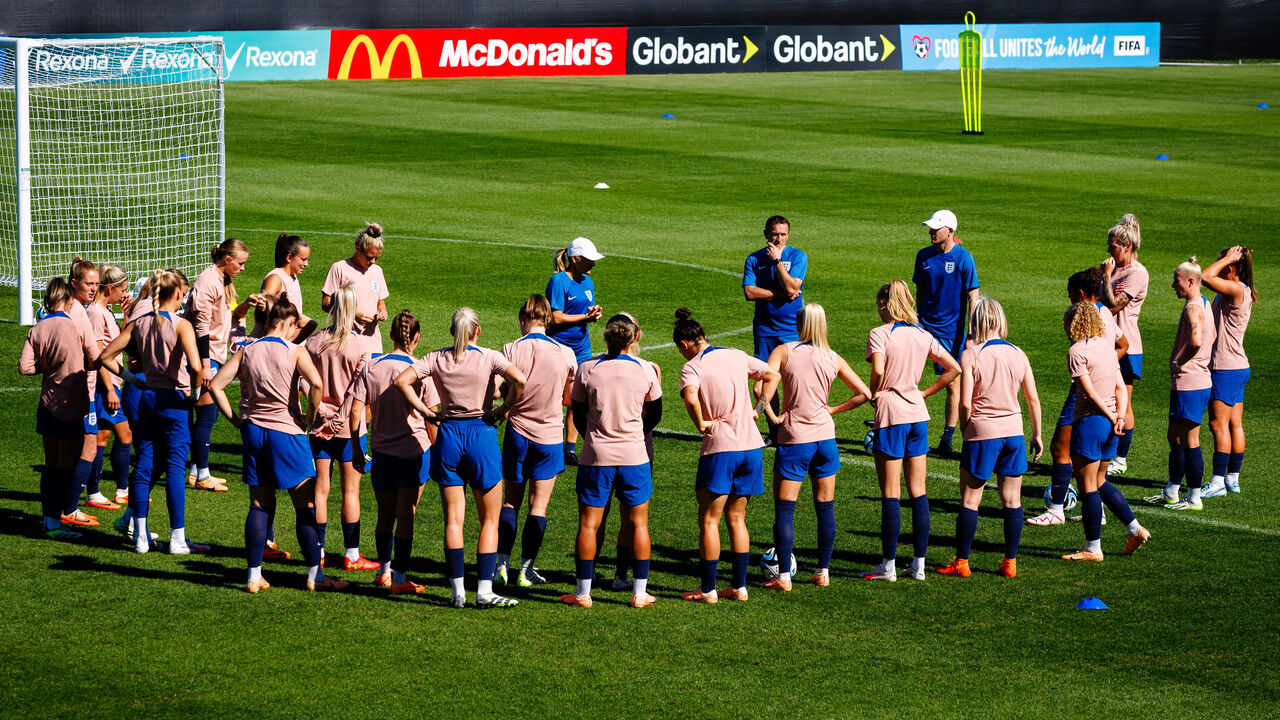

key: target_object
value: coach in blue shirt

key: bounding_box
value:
[913,209,979,454]
[743,215,807,443]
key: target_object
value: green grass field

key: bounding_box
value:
[2,67,1278,718]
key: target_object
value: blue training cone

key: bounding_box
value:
[1075,597,1109,610]
[1259,103,1270,109]
[1155,154,1169,160]
[662,112,675,119]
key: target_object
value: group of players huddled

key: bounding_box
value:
[20,211,1255,607]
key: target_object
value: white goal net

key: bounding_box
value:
[0,36,224,324]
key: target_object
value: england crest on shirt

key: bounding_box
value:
[585,290,594,302]
[944,261,955,273]
[781,262,792,272]
[372,281,380,291]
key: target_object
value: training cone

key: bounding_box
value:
[1075,597,1109,610]
[1259,103,1270,109]
[662,112,675,119]
[1155,154,1169,160]
[593,182,609,189]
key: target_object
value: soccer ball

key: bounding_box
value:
[862,428,876,454]
[760,547,797,579]
[1044,484,1078,512]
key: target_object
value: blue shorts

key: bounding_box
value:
[554,337,591,364]
[1071,414,1118,462]
[94,391,128,427]
[1210,368,1250,407]
[696,449,764,496]
[371,450,430,492]
[1169,387,1211,425]
[242,423,314,490]
[36,403,89,439]
[577,463,652,508]
[1056,386,1077,428]
[753,334,793,362]
[431,417,502,490]
[502,423,564,482]
[1120,353,1143,383]
[926,327,963,375]
[875,421,929,459]
[961,435,1028,480]
[310,435,354,463]
[120,373,146,424]
[774,438,840,481]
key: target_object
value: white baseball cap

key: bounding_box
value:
[922,210,958,230]
[566,236,604,261]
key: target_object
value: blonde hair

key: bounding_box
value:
[451,307,480,359]
[1119,213,1141,250]
[603,316,637,354]
[42,277,73,313]
[355,223,384,253]
[553,248,570,273]
[796,303,833,357]
[1066,301,1105,343]
[324,283,358,352]
[390,310,420,353]
[212,238,248,307]
[968,295,1008,344]
[1108,222,1138,254]
[1175,255,1202,281]
[98,264,127,289]
[877,280,919,325]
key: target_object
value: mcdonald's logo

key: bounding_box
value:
[332,32,422,79]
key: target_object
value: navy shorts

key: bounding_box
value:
[577,463,652,508]
[961,435,1028,480]
[927,327,962,375]
[242,423,315,490]
[774,438,840,481]
[696,449,764,496]
[311,435,354,463]
[502,423,564,482]
[36,403,89,439]
[94,390,128,427]
[875,421,929,459]
[753,334,793,362]
[1169,387,1211,425]
[1071,414,1118,462]
[1120,353,1143,383]
[371,450,430,492]
[431,417,502,490]
[1056,386,1077,428]
[1210,368,1250,407]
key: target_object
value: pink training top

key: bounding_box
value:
[866,322,951,429]
[573,353,662,466]
[963,339,1031,441]
[502,332,577,446]
[86,302,122,392]
[411,345,510,419]
[1172,295,1215,391]
[1211,284,1251,371]
[189,263,235,363]
[641,357,660,463]
[133,310,194,396]
[680,346,770,456]
[350,352,439,456]
[264,267,304,313]
[66,302,97,400]
[20,312,98,421]
[125,295,153,372]
[304,329,369,439]
[1068,335,1120,422]
[1109,260,1148,355]
[238,337,307,435]
[322,258,389,355]
[778,342,839,445]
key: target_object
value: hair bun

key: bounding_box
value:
[674,307,692,321]
[364,222,382,239]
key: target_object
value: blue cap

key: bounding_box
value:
[1155,154,1169,160]
[1259,103,1270,109]
[662,113,675,119]
[1075,597,1109,610]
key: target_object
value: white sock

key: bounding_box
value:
[912,557,926,574]
[392,570,406,585]
[1209,474,1225,486]
[188,463,197,478]
[248,566,262,583]
[1188,487,1202,503]
[1085,539,1102,554]
[1126,519,1142,534]
[520,558,534,574]
[170,526,186,547]
[576,577,592,597]
[1164,482,1180,497]
[1047,503,1064,515]
[197,467,210,480]
[307,565,320,583]
[633,577,648,597]
[134,517,149,551]
[1227,472,1240,485]
[450,576,465,599]
[379,561,390,575]
[478,579,493,596]
[344,547,360,562]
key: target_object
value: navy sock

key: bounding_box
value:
[190,403,217,470]
[1117,427,1134,458]
[1228,452,1244,475]
[445,547,465,580]
[576,557,594,583]
[266,505,276,543]
[956,507,978,559]
[814,500,836,569]
[880,498,901,560]
[341,520,360,550]
[700,558,719,593]
[1168,445,1186,486]
[110,442,131,494]
[497,505,518,557]
[477,552,497,585]
[392,535,413,573]
[563,441,574,454]
[634,558,650,581]
[245,505,269,568]
[40,466,60,519]
[730,551,750,589]
[521,514,547,564]
[940,426,955,449]
[1185,446,1205,489]
[615,543,633,577]
[1098,481,1136,525]
[1003,506,1023,559]
[375,532,393,565]
[1212,451,1230,478]
[1050,463,1073,505]
[316,522,327,559]
[86,445,104,497]
[911,494,931,559]
[1081,491,1103,542]
[67,458,93,514]
[773,499,796,578]
[294,506,321,568]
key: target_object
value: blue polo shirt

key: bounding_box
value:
[546,271,595,346]
[743,245,807,340]
[913,243,979,340]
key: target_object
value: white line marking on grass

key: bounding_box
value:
[653,426,1280,537]
[645,326,753,351]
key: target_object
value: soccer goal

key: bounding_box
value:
[0,36,224,324]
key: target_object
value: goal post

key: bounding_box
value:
[0,36,225,324]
